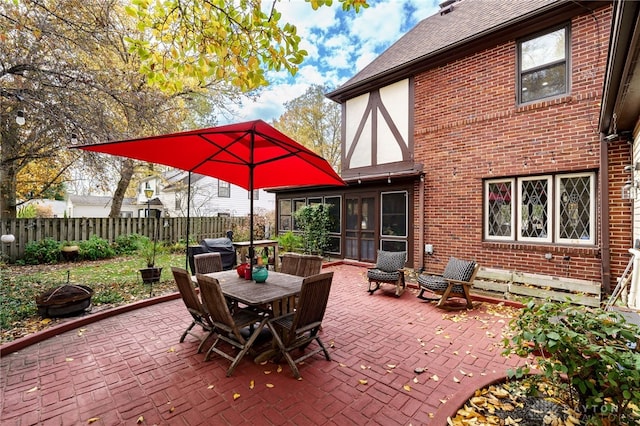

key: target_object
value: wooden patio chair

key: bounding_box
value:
[171,267,213,353]
[417,257,480,309]
[196,273,268,377]
[193,252,223,274]
[267,271,334,379]
[295,254,323,277]
[280,252,301,275]
[367,250,407,297]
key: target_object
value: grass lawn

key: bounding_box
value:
[0,253,188,344]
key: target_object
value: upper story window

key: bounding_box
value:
[518,26,569,104]
[218,180,230,198]
[485,172,595,245]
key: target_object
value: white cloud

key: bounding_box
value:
[225,1,440,123]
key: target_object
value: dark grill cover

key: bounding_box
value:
[189,237,236,272]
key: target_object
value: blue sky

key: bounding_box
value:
[229,0,440,122]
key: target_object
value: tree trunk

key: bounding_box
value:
[0,126,19,219]
[109,158,135,218]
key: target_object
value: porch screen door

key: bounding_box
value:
[345,196,376,262]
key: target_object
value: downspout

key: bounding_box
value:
[600,133,611,293]
[419,174,425,272]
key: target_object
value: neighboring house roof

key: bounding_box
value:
[162,171,207,191]
[69,195,136,207]
[327,0,605,102]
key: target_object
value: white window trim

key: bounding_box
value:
[555,172,595,245]
[484,178,515,241]
[517,175,553,244]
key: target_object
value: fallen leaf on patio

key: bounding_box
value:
[26,386,38,393]
[41,318,52,325]
[413,377,419,383]
[233,393,241,400]
[277,365,282,373]
[167,347,175,352]
[453,376,460,383]
[264,370,272,374]
[387,364,396,369]
[207,385,214,389]
[169,407,175,413]
[440,399,448,404]
[444,334,451,339]
[428,413,434,418]
[403,384,411,391]
[330,341,335,348]
[137,415,144,423]
[266,383,274,388]
[358,379,368,385]
[65,358,73,362]
[339,363,346,367]
[431,375,439,382]
[453,351,458,355]
[249,380,254,389]
[436,329,444,335]
[87,417,100,423]
[459,369,467,376]
[468,373,474,377]
[360,364,367,369]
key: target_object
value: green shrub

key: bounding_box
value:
[295,204,331,255]
[503,301,640,424]
[78,235,115,261]
[23,239,61,264]
[113,233,145,255]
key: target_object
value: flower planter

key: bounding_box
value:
[139,267,163,284]
[61,245,79,261]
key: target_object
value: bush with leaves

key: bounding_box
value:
[78,235,115,261]
[23,238,61,264]
[113,233,145,255]
[503,301,640,424]
[295,204,331,255]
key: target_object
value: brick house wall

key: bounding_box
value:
[412,5,615,284]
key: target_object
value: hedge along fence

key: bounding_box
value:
[0,216,248,261]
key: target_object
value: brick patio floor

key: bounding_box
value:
[1,264,524,425]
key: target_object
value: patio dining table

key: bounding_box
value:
[199,269,304,363]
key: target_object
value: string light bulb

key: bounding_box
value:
[16,110,25,126]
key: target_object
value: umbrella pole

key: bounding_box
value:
[185,172,192,270]
[249,132,255,266]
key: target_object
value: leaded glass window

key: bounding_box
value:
[485,180,514,240]
[519,177,551,242]
[557,174,594,244]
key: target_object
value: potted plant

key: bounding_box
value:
[60,241,79,261]
[138,239,162,284]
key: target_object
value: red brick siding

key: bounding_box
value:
[412,5,613,285]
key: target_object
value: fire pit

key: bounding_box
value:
[35,272,93,317]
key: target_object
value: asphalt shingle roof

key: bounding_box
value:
[332,0,560,97]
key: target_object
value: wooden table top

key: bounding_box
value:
[232,240,278,248]
[201,270,302,306]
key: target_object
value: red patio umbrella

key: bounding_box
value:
[73,119,346,264]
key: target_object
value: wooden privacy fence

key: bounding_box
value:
[0,216,247,261]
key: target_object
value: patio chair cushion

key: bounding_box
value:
[418,257,476,294]
[374,250,406,272]
[367,269,401,282]
[442,257,477,281]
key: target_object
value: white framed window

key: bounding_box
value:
[518,176,552,243]
[484,173,595,246]
[555,172,595,245]
[485,179,515,241]
[518,25,569,104]
[218,180,230,198]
